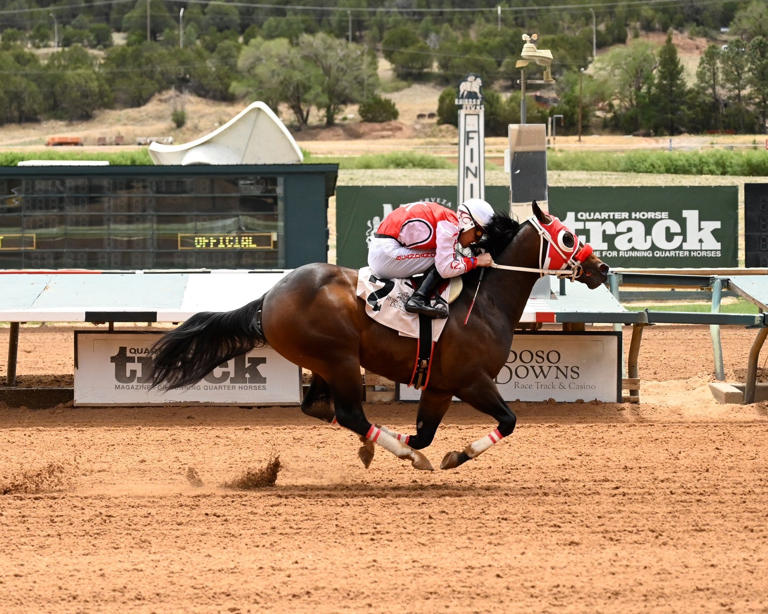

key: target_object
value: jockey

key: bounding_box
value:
[367,198,495,318]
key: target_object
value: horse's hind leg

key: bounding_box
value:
[374,388,452,450]
[301,373,377,467]
[441,378,517,470]
[301,373,334,423]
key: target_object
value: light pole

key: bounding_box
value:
[520,66,527,124]
[49,12,58,49]
[517,34,554,125]
[179,7,184,48]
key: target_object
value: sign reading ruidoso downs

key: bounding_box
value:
[400,331,621,403]
[75,331,301,405]
[549,186,737,268]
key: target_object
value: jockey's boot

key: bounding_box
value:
[405,267,448,319]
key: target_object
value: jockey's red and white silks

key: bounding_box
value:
[369,201,478,279]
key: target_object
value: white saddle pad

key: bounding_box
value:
[356,267,452,340]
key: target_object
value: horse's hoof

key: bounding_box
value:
[441,450,472,470]
[410,450,434,471]
[440,451,461,470]
[358,442,375,468]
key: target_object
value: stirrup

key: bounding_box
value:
[405,295,448,319]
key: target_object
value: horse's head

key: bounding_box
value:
[530,201,609,289]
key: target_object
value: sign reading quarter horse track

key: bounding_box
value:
[549,186,737,268]
[74,331,301,405]
[456,73,485,204]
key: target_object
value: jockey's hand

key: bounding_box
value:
[476,253,494,267]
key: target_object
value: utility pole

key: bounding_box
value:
[348,10,352,43]
[497,5,501,30]
[578,68,584,142]
[590,8,596,60]
[146,0,151,42]
[49,12,58,48]
[179,7,184,48]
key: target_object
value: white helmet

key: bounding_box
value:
[457,198,495,233]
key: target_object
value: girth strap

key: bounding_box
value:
[409,314,436,390]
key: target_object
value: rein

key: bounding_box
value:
[489,216,585,281]
[463,214,587,325]
[490,262,581,280]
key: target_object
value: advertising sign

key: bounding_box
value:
[75,331,301,405]
[336,186,737,270]
[745,183,768,267]
[399,331,621,403]
[549,186,737,268]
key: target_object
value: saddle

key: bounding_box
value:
[356,268,463,390]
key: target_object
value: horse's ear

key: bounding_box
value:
[532,200,551,224]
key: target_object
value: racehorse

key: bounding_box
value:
[149,202,609,471]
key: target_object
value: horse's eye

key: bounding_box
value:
[559,231,575,250]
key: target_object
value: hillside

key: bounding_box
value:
[0,30,732,154]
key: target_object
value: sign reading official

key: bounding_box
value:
[75,331,301,405]
[178,233,274,250]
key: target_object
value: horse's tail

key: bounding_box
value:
[150,296,266,390]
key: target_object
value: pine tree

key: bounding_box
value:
[747,36,768,133]
[694,44,721,131]
[652,32,688,135]
[720,38,751,132]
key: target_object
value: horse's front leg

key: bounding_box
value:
[357,388,452,467]
[327,362,434,471]
[441,380,517,470]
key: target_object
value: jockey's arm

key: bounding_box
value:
[434,220,479,278]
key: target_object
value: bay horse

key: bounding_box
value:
[149,202,609,471]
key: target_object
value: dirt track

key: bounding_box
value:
[1,324,768,612]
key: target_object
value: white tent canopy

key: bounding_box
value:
[148,101,303,165]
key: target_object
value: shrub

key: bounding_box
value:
[358,95,399,123]
[172,108,187,128]
[436,87,458,126]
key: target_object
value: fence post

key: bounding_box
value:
[6,322,19,386]
[710,277,725,381]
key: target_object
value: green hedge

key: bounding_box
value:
[548,149,768,176]
[0,150,153,166]
[303,151,452,170]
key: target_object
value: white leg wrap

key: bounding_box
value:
[464,428,504,459]
[378,424,410,445]
[367,425,413,459]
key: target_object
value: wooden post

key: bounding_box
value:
[7,322,19,386]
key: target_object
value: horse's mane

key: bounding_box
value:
[473,212,521,259]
